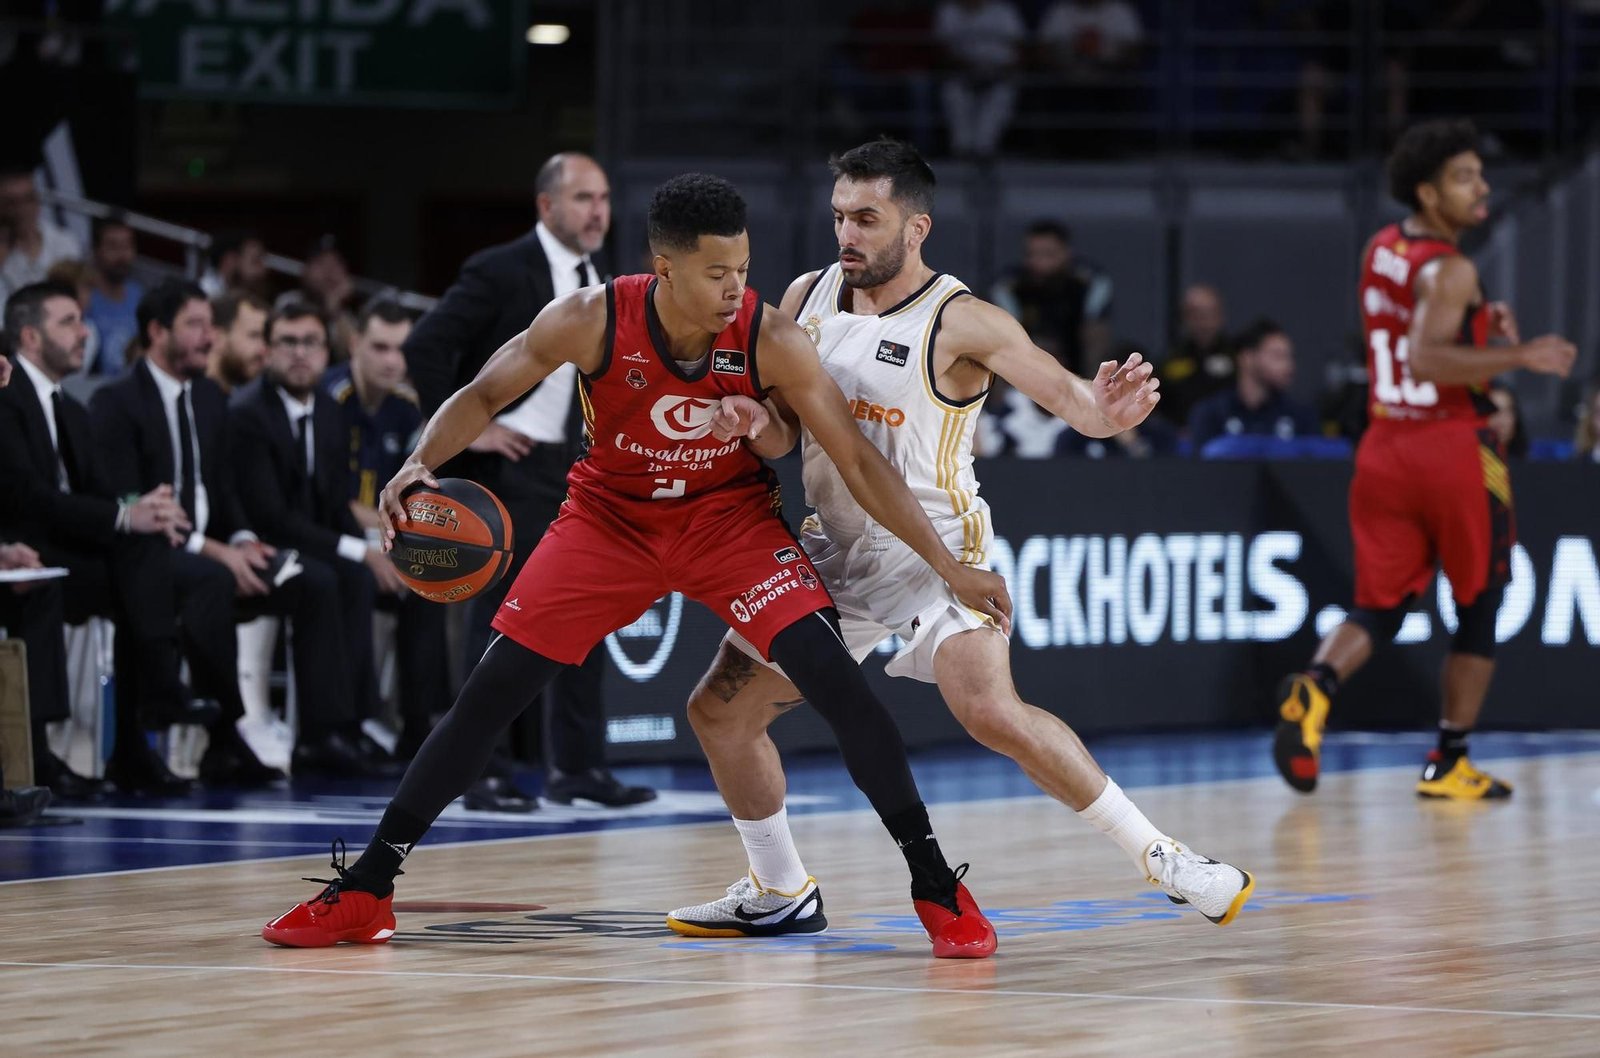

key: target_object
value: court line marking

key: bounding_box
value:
[8,746,1600,888]
[0,959,1595,1023]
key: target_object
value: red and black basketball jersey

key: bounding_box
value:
[566,274,770,502]
[1359,222,1494,425]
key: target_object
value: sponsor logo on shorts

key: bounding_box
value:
[796,563,818,590]
[848,399,905,427]
[730,598,751,623]
[875,340,910,367]
[712,349,747,376]
[773,546,801,564]
[504,598,521,612]
[626,368,649,390]
[734,568,807,621]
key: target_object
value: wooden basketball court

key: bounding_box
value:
[3,739,1598,1056]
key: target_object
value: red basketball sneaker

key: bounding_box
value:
[913,865,997,959]
[262,841,397,948]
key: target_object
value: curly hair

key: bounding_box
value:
[647,173,747,255]
[1386,119,1480,211]
[829,137,936,216]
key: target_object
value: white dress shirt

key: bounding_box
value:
[145,360,213,552]
[494,222,596,444]
[278,386,368,564]
[15,354,70,491]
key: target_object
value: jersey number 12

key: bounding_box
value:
[1371,329,1439,407]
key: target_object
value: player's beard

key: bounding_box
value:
[842,236,908,290]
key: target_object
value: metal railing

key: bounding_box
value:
[38,187,438,314]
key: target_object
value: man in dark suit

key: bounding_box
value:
[231,300,400,777]
[91,279,359,785]
[403,152,653,808]
[0,281,205,797]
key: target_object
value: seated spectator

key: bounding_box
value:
[0,538,64,822]
[0,166,81,295]
[207,290,269,396]
[199,230,268,299]
[83,214,143,377]
[283,236,358,361]
[231,301,402,777]
[91,279,366,786]
[1484,379,1528,458]
[1572,386,1600,463]
[1158,282,1235,429]
[0,281,209,799]
[934,0,1026,157]
[45,258,101,373]
[322,299,448,759]
[991,219,1113,377]
[1187,317,1319,448]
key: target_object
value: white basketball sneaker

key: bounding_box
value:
[666,873,828,937]
[1145,839,1255,926]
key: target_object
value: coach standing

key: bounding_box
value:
[403,153,654,809]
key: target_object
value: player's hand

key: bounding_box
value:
[709,394,769,442]
[1092,351,1160,433]
[468,422,535,462]
[1521,334,1577,378]
[1486,301,1520,343]
[377,459,440,550]
[946,564,1012,636]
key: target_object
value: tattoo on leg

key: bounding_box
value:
[770,698,807,714]
[707,650,759,703]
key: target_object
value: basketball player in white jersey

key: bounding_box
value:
[667,139,1254,943]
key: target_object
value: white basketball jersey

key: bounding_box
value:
[794,264,991,563]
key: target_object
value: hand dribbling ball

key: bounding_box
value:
[388,478,514,603]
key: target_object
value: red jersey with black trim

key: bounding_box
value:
[1359,222,1494,425]
[567,274,771,502]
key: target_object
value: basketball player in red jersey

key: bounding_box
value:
[1273,120,1575,800]
[262,174,1016,956]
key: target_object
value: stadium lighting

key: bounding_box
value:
[526,23,570,45]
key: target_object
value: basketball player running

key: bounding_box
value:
[1272,119,1575,800]
[261,174,1017,955]
[666,139,1254,942]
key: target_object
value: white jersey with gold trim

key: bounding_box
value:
[794,263,991,560]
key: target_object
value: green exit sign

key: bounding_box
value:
[106,0,528,108]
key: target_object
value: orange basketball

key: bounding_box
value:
[389,478,515,604]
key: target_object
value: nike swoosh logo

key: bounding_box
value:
[732,902,789,922]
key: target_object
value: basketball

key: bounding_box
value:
[388,478,515,604]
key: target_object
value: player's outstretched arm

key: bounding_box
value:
[1409,256,1576,383]
[944,297,1158,438]
[376,287,606,542]
[758,308,1012,632]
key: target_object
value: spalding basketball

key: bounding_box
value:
[389,478,515,604]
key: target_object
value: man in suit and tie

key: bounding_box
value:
[90,279,359,785]
[231,300,402,777]
[403,152,653,809]
[0,280,206,797]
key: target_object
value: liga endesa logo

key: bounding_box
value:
[650,395,720,440]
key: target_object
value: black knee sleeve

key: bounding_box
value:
[1452,587,1502,659]
[768,609,923,821]
[391,633,563,825]
[1348,604,1407,643]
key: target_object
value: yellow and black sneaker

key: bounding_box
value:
[1272,673,1330,793]
[1416,754,1513,800]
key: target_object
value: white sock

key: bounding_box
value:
[733,806,809,893]
[1077,776,1166,871]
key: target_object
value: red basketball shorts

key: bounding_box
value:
[490,482,834,664]
[1349,419,1515,610]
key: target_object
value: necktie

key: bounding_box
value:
[575,260,590,288]
[176,390,197,524]
[50,390,76,492]
[296,413,315,509]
